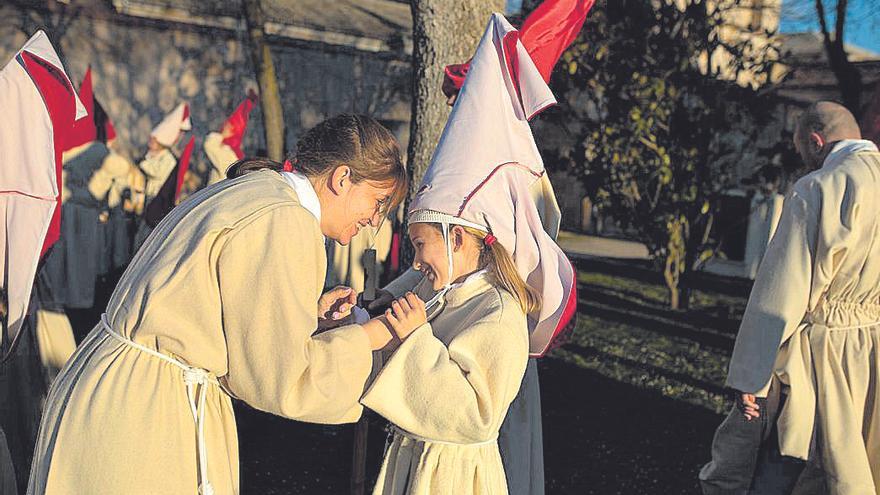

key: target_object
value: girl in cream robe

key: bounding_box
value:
[378,173,560,495]
[28,169,375,495]
[362,222,531,495]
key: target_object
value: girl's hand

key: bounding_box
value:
[385,292,426,341]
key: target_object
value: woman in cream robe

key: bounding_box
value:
[363,272,529,495]
[28,169,376,494]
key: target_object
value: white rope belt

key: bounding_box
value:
[392,426,498,447]
[100,314,217,495]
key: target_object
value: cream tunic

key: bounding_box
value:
[381,173,558,495]
[204,132,239,186]
[363,274,529,495]
[726,143,880,494]
[139,147,177,202]
[27,170,373,495]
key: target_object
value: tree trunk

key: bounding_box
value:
[816,0,863,116]
[242,0,285,161]
[402,0,505,264]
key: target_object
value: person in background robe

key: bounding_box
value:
[140,101,191,203]
[204,90,257,186]
[35,66,131,358]
[700,101,880,494]
[0,31,88,494]
[27,114,407,495]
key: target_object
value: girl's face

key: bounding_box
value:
[409,223,481,290]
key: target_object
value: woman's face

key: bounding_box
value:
[318,166,394,245]
[409,223,481,290]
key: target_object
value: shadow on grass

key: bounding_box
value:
[564,343,729,397]
[578,293,736,351]
[539,356,722,495]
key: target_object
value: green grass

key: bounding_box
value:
[550,269,748,414]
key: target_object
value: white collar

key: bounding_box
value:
[280,170,322,223]
[424,269,489,313]
[823,139,879,169]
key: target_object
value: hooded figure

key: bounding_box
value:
[204,91,257,185]
[133,135,196,250]
[0,30,87,492]
[140,102,191,202]
[362,14,575,495]
[381,4,590,493]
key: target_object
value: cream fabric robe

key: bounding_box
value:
[381,174,557,495]
[726,145,880,494]
[204,132,239,186]
[363,274,529,495]
[139,147,177,202]
[27,170,374,495]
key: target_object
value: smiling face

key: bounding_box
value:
[409,223,482,290]
[316,165,394,245]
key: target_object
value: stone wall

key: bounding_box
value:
[0,2,412,181]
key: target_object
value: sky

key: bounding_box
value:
[779,0,880,54]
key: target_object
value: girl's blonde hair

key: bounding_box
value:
[461,226,542,314]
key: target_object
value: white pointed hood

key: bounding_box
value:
[409,13,576,357]
[151,102,192,148]
[0,30,86,354]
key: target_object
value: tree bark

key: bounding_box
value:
[402,0,505,264]
[406,0,506,195]
[242,0,285,161]
[816,0,863,116]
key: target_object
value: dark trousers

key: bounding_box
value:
[699,382,813,495]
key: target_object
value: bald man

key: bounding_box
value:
[701,101,880,494]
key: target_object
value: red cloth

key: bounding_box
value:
[104,113,117,143]
[221,90,258,159]
[66,66,97,151]
[18,52,79,257]
[442,0,595,98]
[175,135,195,200]
[862,82,880,146]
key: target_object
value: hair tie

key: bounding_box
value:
[484,234,497,247]
[282,159,294,172]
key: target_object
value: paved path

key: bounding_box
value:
[558,231,650,260]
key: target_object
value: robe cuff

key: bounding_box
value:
[314,323,374,421]
[361,323,433,414]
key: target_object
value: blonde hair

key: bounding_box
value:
[462,226,542,314]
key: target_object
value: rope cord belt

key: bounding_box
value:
[392,426,498,447]
[100,314,218,495]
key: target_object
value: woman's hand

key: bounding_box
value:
[385,292,426,341]
[318,286,356,330]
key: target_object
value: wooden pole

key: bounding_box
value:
[352,248,378,495]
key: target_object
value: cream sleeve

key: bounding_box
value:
[219,205,373,424]
[362,298,529,443]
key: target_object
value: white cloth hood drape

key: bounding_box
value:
[151,102,192,148]
[408,13,576,357]
[0,30,87,350]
